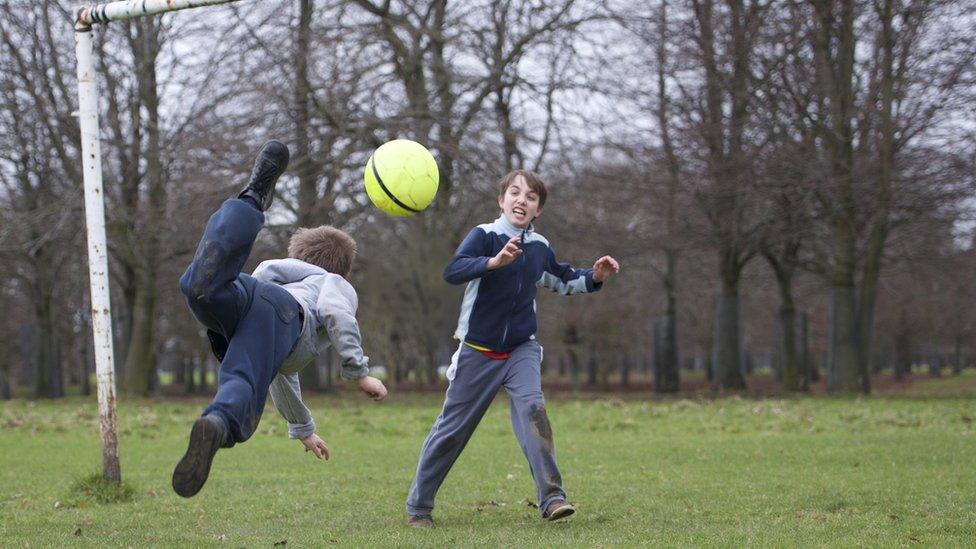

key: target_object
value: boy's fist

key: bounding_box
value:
[487,236,523,270]
[300,434,331,460]
[358,376,388,401]
[592,255,620,283]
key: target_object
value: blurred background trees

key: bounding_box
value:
[0,0,973,399]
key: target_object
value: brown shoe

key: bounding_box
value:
[543,499,575,521]
[407,514,434,528]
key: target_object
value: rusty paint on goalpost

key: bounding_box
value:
[73,0,244,483]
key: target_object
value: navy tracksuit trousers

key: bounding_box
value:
[179,199,302,446]
[406,341,567,517]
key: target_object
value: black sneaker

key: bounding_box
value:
[238,140,290,211]
[172,414,228,498]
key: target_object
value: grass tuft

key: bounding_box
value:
[66,473,136,505]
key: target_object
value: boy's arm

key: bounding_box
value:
[316,275,369,380]
[537,246,603,295]
[443,228,493,284]
[268,372,316,439]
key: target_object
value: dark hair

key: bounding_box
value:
[288,225,357,277]
[498,169,548,207]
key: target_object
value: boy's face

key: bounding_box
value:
[498,175,543,229]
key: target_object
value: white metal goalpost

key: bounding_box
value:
[74,0,244,482]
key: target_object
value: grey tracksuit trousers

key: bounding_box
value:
[406,340,566,517]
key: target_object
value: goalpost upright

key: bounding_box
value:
[73,0,243,482]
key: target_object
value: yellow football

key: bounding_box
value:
[363,139,439,216]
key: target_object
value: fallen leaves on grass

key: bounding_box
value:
[519,498,539,508]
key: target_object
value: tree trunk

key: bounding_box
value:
[893,326,911,380]
[394,353,404,385]
[779,306,800,391]
[799,311,810,391]
[812,0,867,394]
[655,0,682,395]
[659,300,680,393]
[568,349,581,393]
[621,354,630,388]
[184,357,196,395]
[587,348,598,386]
[123,273,157,395]
[299,363,321,395]
[175,356,186,386]
[652,318,662,387]
[80,333,92,397]
[425,338,439,386]
[122,18,165,396]
[713,276,746,390]
[775,273,801,391]
[33,286,63,399]
[293,0,327,230]
[0,357,10,400]
[197,357,209,394]
[654,312,680,393]
[829,285,862,392]
[953,338,963,375]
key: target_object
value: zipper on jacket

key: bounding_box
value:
[499,243,525,350]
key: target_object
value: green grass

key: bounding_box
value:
[66,473,136,505]
[1,374,975,547]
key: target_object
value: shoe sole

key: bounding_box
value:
[172,417,222,498]
[545,504,575,521]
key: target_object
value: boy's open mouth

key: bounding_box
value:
[513,207,526,216]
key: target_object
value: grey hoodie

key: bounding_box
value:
[251,258,370,438]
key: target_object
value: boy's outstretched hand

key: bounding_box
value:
[300,434,331,460]
[358,376,388,401]
[487,235,523,270]
[592,255,620,283]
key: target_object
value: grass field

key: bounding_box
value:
[2,374,975,547]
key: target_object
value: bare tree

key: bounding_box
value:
[0,1,84,398]
[683,0,771,390]
[801,0,974,393]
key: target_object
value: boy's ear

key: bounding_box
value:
[497,195,505,209]
[534,206,543,218]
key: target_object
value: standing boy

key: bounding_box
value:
[172,140,387,498]
[405,170,620,525]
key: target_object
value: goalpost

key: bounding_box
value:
[74,0,244,482]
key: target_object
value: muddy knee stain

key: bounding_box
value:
[190,241,222,298]
[528,406,554,453]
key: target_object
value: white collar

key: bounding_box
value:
[494,215,534,238]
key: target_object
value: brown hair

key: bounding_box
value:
[288,225,357,277]
[498,169,548,207]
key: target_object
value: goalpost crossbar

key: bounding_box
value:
[77,0,240,26]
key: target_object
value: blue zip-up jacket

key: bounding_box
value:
[444,215,602,353]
